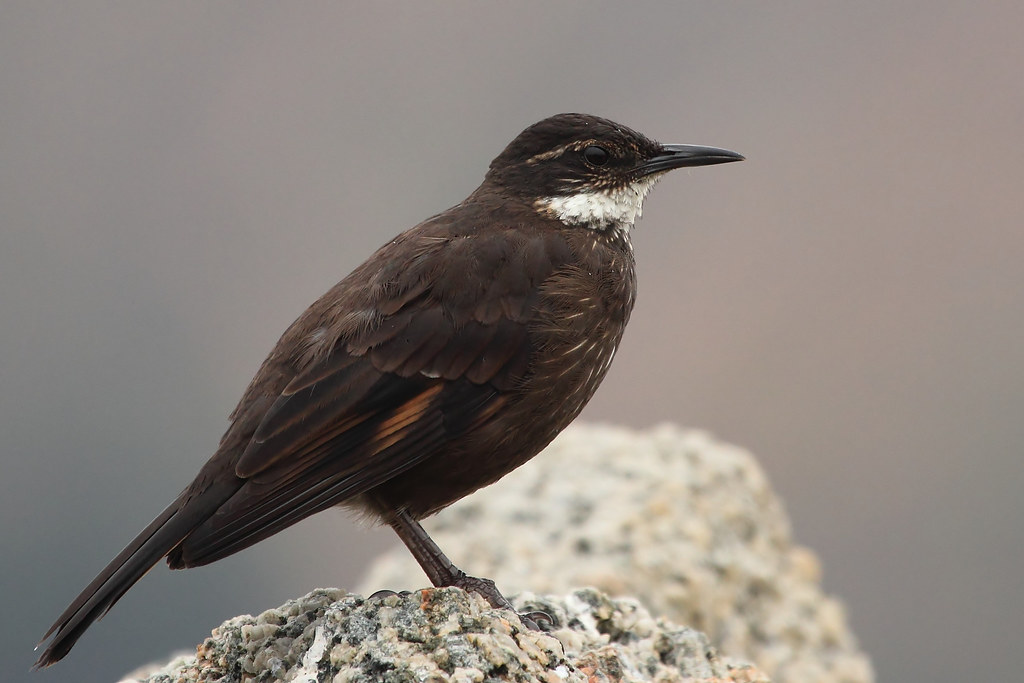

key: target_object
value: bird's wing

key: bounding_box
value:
[170,304,532,567]
[36,227,560,667]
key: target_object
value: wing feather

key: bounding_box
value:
[175,318,526,567]
[175,378,450,565]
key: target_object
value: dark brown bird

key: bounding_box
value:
[35,113,743,667]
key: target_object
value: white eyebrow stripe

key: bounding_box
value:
[524,139,597,165]
[525,144,570,165]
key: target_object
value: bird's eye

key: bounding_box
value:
[582,145,610,167]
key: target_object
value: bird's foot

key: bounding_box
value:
[451,574,553,631]
[517,610,556,630]
[367,588,412,600]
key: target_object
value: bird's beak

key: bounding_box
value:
[639,144,745,175]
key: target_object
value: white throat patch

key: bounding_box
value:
[535,174,664,231]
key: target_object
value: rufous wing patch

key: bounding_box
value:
[370,383,444,455]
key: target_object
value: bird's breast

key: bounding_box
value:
[515,231,636,430]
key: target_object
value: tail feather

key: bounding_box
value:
[34,482,237,668]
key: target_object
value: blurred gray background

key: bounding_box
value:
[3,3,1021,681]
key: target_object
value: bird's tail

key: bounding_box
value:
[34,483,235,668]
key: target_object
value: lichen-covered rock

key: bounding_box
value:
[122,587,768,683]
[358,423,873,683]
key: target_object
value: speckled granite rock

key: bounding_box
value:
[358,423,873,683]
[122,587,768,683]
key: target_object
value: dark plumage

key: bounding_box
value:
[36,113,742,667]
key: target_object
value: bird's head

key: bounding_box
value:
[484,113,743,232]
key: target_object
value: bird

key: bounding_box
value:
[35,113,743,667]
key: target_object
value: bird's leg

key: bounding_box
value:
[386,509,551,628]
[387,509,511,608]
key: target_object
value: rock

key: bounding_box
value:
[358,423,874,683]
[122,587,768,683]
